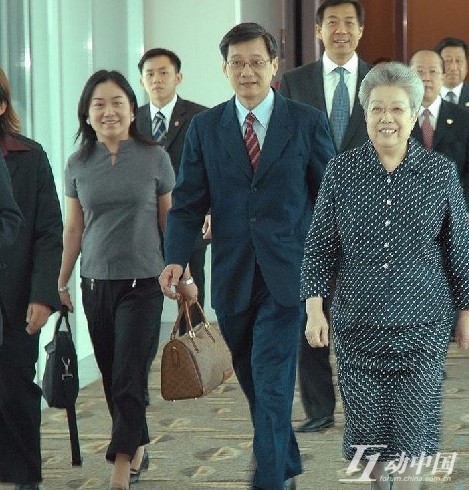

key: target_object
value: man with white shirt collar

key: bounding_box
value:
[434,37,469,110]
[410,50,469,209]
[280,0,372,434]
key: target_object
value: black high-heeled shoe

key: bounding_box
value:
[129,448,149,484]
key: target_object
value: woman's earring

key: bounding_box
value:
[131,114,135,122]
[86,118,90,125]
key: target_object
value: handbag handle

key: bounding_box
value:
[53,304,72,337]
[170,300,209,340]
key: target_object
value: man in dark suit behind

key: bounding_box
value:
[159,23,335,490]
[136,48,209,331]
[0,67,63,489]
[434,37,469,110]
[410,50,469,209]
[279,0,371,434]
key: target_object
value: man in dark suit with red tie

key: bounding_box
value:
[410,50,469,209]
[279,0,371,434]
[159,22,335,490]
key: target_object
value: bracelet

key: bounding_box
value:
[179,277,194,286]
[58,285,69,293]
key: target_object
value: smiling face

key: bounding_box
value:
[88,80,134,144]
[409,50,444,107]
[366,85,417,156]
[140,55,182,108]
[440,46,468,89]
[316,2,363,65]
[222,37,278,110]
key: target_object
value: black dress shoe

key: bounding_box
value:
[129,448,149,483]
[295,416,334,432]
[14,485,40,490]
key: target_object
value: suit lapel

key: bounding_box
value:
[219,98,253,180]
[310,61,327,112]
[341,59,369,151]
[434,101,453,148]
[253,93,292,184]
[164,96,186,150]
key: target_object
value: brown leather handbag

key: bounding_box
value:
[160,301,233,401]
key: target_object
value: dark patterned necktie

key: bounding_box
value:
[152,111,166,141]
[445,91,457,104]
[330,66,350,151]
[421,108,434,149]
[244,112,260,171]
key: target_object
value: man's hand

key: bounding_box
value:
[455,310,469,349]
[202,214,212,240]
[26,303,52,335]
[159,264,184,299]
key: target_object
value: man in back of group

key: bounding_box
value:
[434,37,469,109]
[279,0,371,433]
[409,49,469,209]
[136,48,209,326]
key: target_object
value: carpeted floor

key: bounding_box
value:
[39,341,469,490]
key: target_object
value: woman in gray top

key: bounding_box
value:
[301,63,469,489]
[58,70,196,490]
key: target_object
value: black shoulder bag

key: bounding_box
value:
[42,305,82,466]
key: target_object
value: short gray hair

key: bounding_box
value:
[358,62,424,114]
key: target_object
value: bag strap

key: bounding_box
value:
[53,304,73,337]
[66,405,82,466]
[170,300,208,339]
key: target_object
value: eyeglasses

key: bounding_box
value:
[226,59,271,71]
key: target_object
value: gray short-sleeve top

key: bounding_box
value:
[65,139,175,279]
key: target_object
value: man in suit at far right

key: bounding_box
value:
[409,49,469,209]
[434,37,469,110]
[280,0,372,434]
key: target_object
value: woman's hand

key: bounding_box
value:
[59,290,74,313]
[305,296,329,348]
[455,310,469,349]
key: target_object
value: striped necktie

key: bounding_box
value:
[421,108,434,149]
[152,111,166,141]
[330,66,350,151]
[244,112,261,171]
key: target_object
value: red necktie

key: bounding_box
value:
[421,108,434,149]
[244,112,261,171]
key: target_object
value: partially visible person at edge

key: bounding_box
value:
[159,22,335,490]
[136,47,209,405]
[57,70,195,490]
[0,67,62,490]
[301,62,469,490]
[434,37,469,109]
[280,0,371,434]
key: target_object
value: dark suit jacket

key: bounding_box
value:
[458,82,469,110]
[164,91,336,315]
[279,57,372,152]
[0,134,62,357]
[411,100,469,208]
[137,96,208,250]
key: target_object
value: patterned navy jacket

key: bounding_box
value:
[301,138,469,326]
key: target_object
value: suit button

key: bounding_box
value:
[250,217,257,223]
[251,186,257,193]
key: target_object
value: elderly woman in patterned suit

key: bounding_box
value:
[301,62,469,490]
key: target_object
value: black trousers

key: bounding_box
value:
[0,317,42,485]
[81,277,163,462]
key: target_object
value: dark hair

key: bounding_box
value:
[316,0,365,26]
[137,48,182,74]
[0,67,21,136]
[75,70,153,159]
[434,37,468,59]
[219,22,277,61]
